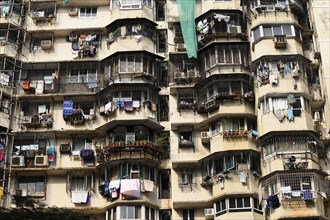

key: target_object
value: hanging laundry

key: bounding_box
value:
[71,191,89,203]
[105,102,112,113]
[120,179,141,199]
[286,94,296,105]
[274,110,285,122]
[0,148,5,161]
[47,147,55,161]
[109,180,120,199]
[124,101,133,112]
[116,100,125,109]
[213,13,230,22]
[151,103,157,112]
[269,73,278,85]
[287,108,294,121]
[240,172,247,183]
[132,100,140,109]
[142,180,154,192]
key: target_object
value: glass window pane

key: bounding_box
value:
[273,26,282,35]
[127,56,134,72]
[253,27,261,41]
[263,27,272,37]
[225,48,232,63]
[218,45,225,63]
[135,56,142,72]
[127,206,135,219]
[229,198,236,208]
[120,206,127,219]
[232,47,240,63]
[283,25,292,35]
[237,198,243,208]
[244,197,251,207]
[120,56,127,72]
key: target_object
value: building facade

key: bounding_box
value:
[0,0,329,219]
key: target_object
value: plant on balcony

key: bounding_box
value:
[155,133,169,151]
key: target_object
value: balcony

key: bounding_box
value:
[260,171,328,219]
[109,1,154,23]
[97,134,163,163]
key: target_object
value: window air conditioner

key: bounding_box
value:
[32,11,45,18]
[204,208,214,217]
[69,34,78,41]
[34,155,49,167]
[41,40,52,50]
[68,8,78,16]
[21,116,31,125]
[274,35,287,49]
[228,25,242,34]
[176,43,186,52]
[11,156,25,167]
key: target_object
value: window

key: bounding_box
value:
[253,198,263,214]
[72,137,93,151]
[79,7,97,17]
[18,176,45,196]
[252,24,295,42]
[215,199,227,216]
[228,197,252,212]
[69,68,97,83]
[68,173,93,191]
[120,206,141,219]
[182,209,194,220]
[32,38,52,51]
[179,168,196,188]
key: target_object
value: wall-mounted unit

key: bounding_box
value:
[228,25,242,34]
[21,116,31,125]
[176,43,186,52]
[16,189,27,197]
[34,155,49,167]
[204,208,214,219]
[69,34,78,41]
[68,8,78,16]
[32,11,45,19]
[11,156,25,167]
[41,40,52,50]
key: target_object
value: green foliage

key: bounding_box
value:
[0,207,88,220]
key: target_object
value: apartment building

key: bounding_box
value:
[0,0,329,220]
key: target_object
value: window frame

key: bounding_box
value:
[67,173,94,192]
[79,7,97,18]
[69,68,97,83]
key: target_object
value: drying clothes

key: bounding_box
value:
[151,103,157,112]
[71,151,80,157]
[80,149,94,159]
[71,191,89,203]
[105,102,112,113]
[47,147,55,155]
[213,13,230,22]
[144,100,151,109]
[280,186,292,193]
[274,110,285,122]
[240,172,247,183]
[48,154,54,161]
[291,191,301,198]
[120,179,141,199]
[132,100,140,108]
[142,180,154,192]
[287,108,294,121]
[116,100,125,109]
[0,149,5,161]
[269,73,278,85]
[287,94,296,104]
[124,101,133,112]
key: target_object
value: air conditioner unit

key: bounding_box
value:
[21,116,31,124]
[176,43,186,52]
[204,208,214,217]
[11,156,25,167]
[107,32,114,43]
[266,6,275,11]
[32,11,45,18]
[228,25,242,34]
[69,34,78,41]
[34,155,48,167]
[121,26,127,38]
[68,8,78,16]
[41,40,52,50]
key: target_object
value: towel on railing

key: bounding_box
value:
[120,179,141,199]
[124,101,133,111]
[71,191,89,203]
